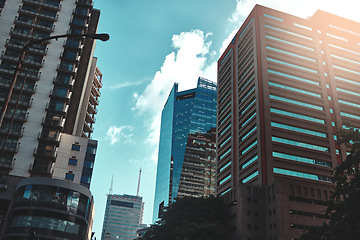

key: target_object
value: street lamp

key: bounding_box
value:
[0,33,110,128]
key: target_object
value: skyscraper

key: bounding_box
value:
[217,5,360,239]
[0,0,104,238]
[101,194,144,240]
[153,77,217,222]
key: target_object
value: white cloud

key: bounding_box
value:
[133,29,216,162]
[106,125,133,145]
[104,81,144,90]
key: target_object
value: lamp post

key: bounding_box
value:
[0,33,109,128]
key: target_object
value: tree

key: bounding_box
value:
[300,126,360,240]
[143,196,230,240]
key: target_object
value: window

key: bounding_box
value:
[72,144,80,151]
[65,173,74,181]
[68,158,77,166]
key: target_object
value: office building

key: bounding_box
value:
[101,194,144,240]
[177,127,216,198]
[0,0,103,239]
[217,5,360,239]
[153,77,217,222]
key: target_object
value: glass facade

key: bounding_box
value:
[152,77,217,222]
[3,178,92,240]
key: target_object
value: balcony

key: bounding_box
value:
[1,51,20,62]
[42,116,65,128]
[33,147,57,159]
[38,131,61,143]
[60,51,80,63]
[83,122,93,133]
[18,70,41,81]
[9,97,33,108]
[53,76,75,88]
[14,83,37,94]
[5,39,48,56]
[89,93,99,105]
[0,158,15,170]
[46,102,68,114]
[22,58,44,68]
[29,162,54,176]
[91,86,100,97]
[23,0,61,11]
[14,16,55,33]
[49,89,71,102]
[87,103,97,114]
[76,0,93,7]
[63,39,82,51]
[73,9,89,19]
[10,28,39,41]
[18,6,59,21]
[57,62,77,74]
[85,111,95,124]
[4,112,28,122]
[0,127,24,137]
[1,143,20,153]
[70,17,88,28]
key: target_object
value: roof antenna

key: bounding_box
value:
[137,168,142,196]
[109,175,113,195]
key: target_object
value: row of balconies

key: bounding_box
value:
[10,27,50,41]
[0,127,24,137]
[18,5,59,22]
[5,39,48,56]
[14,16,55,33]
[23,0,61,11]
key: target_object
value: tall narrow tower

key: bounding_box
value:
[217,5,360,240]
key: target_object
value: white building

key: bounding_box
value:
[101,194,145,240]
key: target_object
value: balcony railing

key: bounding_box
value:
[29,162,54,175]
[14,16,55,32]
[0,127,24,137]
[46,103,68,114]
[23,0,61,11]
[33,147,57,159]
[38,131,61,142]
[42,116,65,128]
[18,6,59,21]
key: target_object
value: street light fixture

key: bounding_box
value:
[0,33,110,128]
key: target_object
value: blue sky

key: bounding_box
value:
[89,0,359,238]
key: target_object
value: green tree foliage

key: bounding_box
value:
[143,196,230,240]
[300,127,360,240]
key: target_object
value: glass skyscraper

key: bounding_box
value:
[152,77,217,222]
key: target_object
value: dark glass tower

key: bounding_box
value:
[152,77,217,222]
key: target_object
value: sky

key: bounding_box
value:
[89,0,360,238]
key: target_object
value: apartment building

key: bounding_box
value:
[0,0,104,238]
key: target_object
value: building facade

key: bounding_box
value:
[3,177,94,240]
[177,128,216,198]
[0,0,103,238]
[101,194,144,240]
[152,77,217,222]
[217,5,360,240]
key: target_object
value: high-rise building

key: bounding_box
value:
[177,128,216,198]
[0,0,103,239]
[101,194,144,240]
[152,77,217,222]
[217,5,360,240]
